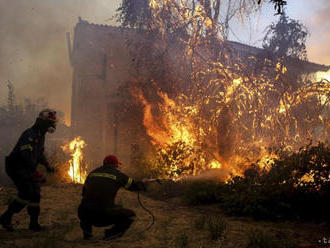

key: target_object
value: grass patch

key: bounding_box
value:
[194,215,227,240]
[247,229,294,248]
[173,232,189,248]
[206,215,227,240]
[194,215,207,229]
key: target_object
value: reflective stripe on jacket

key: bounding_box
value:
[81,164,134,209]
[7,125,48,179]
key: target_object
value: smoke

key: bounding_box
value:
[0,0,119,125]
[304,0,330,65]
[0,0,328,127]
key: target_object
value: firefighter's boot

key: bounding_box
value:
[0,199,25,232]
[104,228,123,241]
[80,221,93,240]
[104,218,134,240]
[28,205,42,231]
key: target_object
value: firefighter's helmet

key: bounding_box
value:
[103,155,122,166]
[38,109,57,133]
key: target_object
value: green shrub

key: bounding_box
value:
[183,180,219,205]
[145,143,330,221]
[219,142,330,221]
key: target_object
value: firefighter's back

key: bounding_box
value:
[81,165,124,210]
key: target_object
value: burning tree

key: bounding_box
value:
[116,0,329,180]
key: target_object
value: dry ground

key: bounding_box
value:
[0,184,329,248]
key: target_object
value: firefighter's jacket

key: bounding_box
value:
[6,125,48,180]
[81,164,144,210]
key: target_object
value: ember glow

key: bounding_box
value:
[127,0,330,181]
[133,57,329,181]
[62,137,87,184]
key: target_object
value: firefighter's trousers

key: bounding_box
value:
[78,203,136,235]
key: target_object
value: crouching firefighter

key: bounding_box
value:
[0,109,57,231]
[78,155,146,240]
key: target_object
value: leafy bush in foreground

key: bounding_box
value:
[179,143,330,221]
[183,180,219,205]
[219,142,330,220]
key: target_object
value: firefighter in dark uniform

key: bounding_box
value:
[0,109,57,231]
[78,155,146,240]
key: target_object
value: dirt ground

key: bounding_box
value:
[0,183,329,248]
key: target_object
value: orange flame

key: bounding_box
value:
[62,137,87,184]
[129,1,329,181]
[134,87,196,147]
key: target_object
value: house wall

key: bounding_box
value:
[71,21,139,165]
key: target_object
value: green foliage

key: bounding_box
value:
[247,229,294,248]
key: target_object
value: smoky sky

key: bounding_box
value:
[228,0,330,65]
[305,0,330,65]
[0,0,328,125]
[0,0,119,125]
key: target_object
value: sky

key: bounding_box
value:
[0,0,329,125]
[229,0,330,65]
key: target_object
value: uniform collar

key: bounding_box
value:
[32,124,45,136]
[103,163,119,169]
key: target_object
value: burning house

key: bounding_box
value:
[68,18,329,176]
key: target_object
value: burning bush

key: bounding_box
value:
[217,142,330,220]
[156,142,330,221]
[116,0,330,180]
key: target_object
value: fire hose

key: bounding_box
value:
[136,178,163,234]
[137,191,155,233]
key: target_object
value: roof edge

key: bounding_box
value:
[74,18,330,71]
